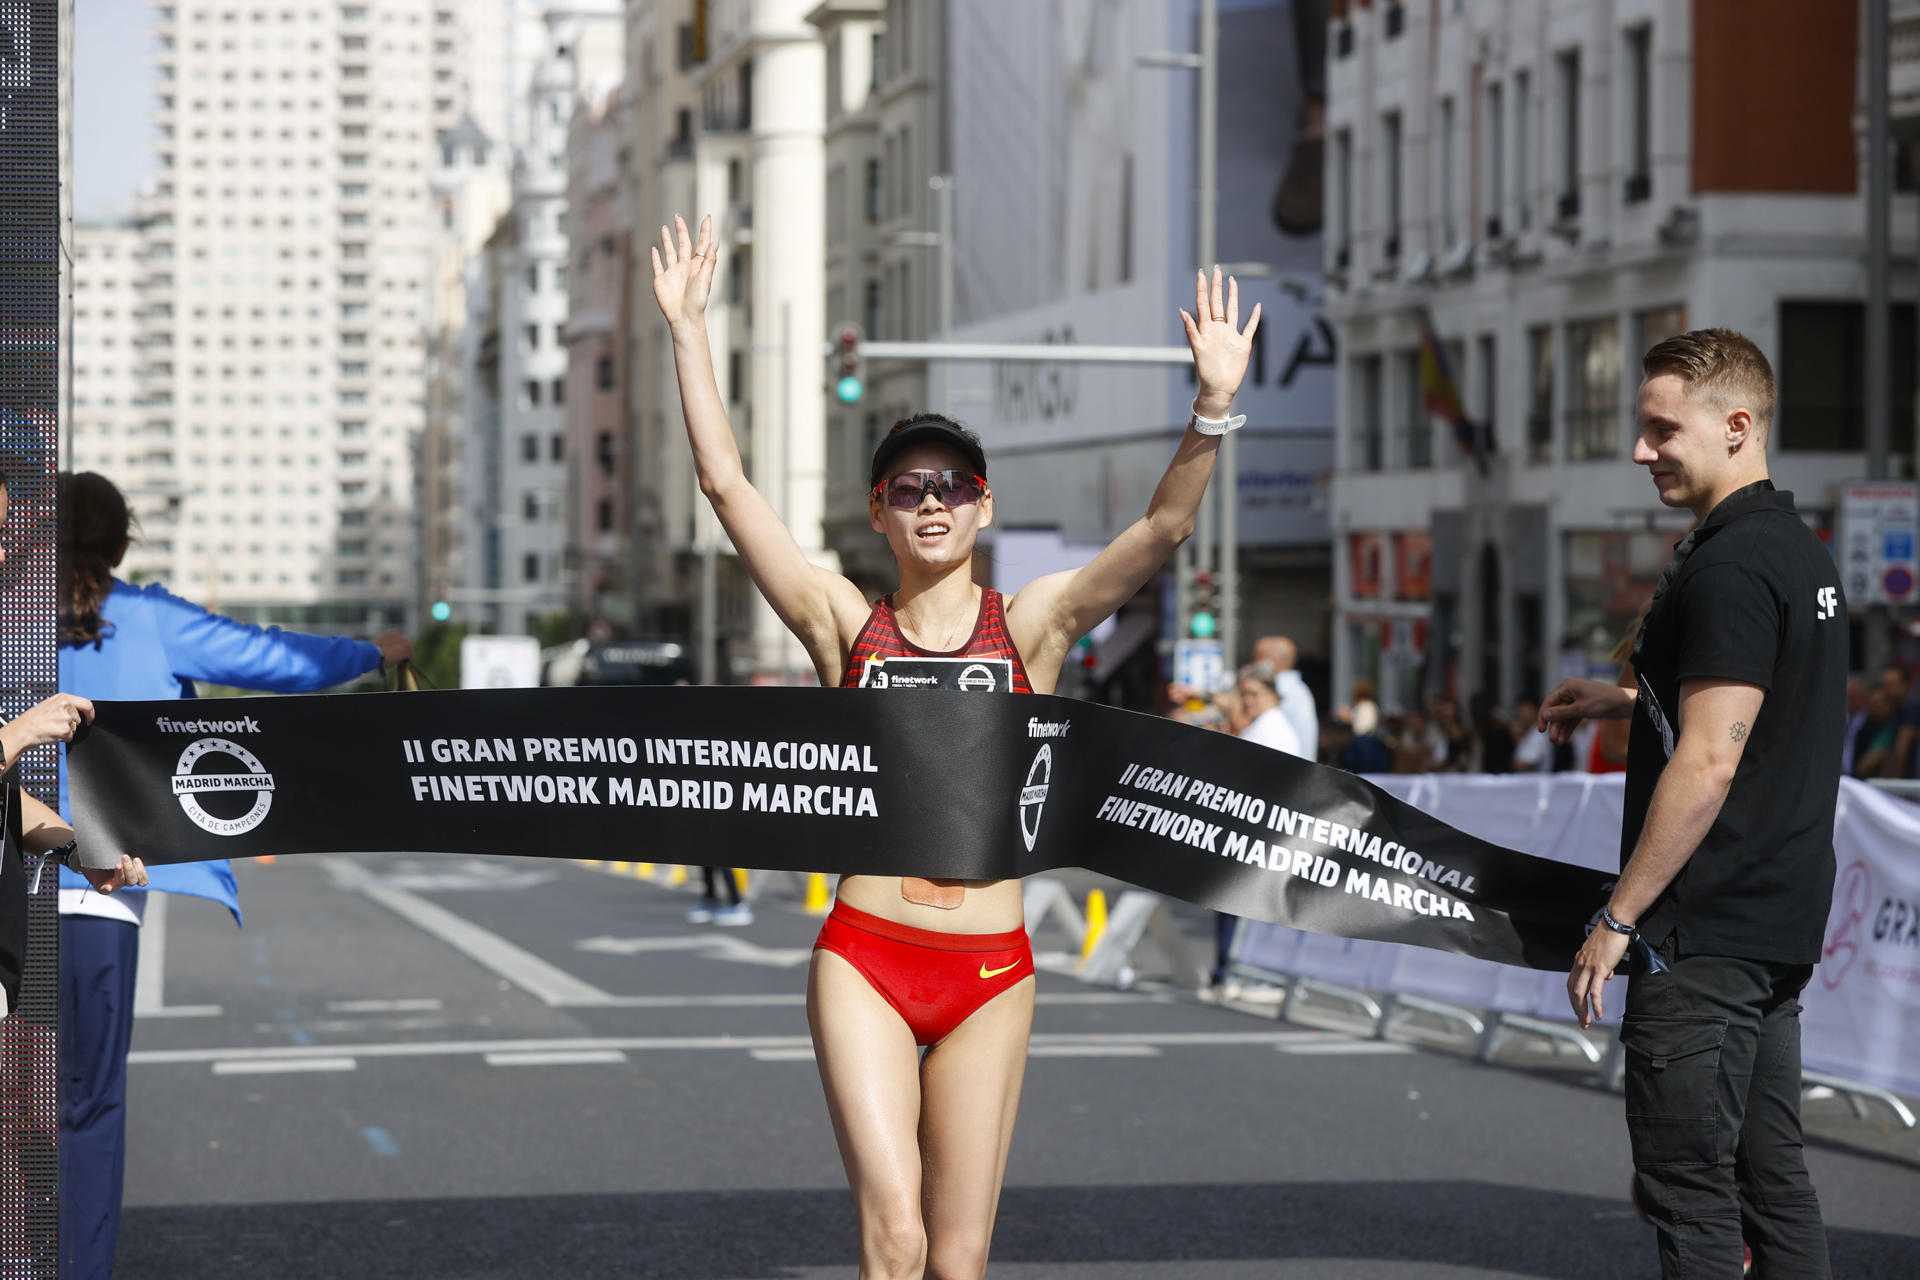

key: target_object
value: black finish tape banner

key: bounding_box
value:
[67,688,1612,970]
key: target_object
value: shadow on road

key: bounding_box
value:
[118,1179,1920,1279]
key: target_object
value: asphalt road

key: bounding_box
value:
[114,854,1920,1279]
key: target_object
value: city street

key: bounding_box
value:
[114,855,1920,1279]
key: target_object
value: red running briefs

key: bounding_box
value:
[813,900,1035,1046]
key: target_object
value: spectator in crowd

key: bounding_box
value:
[1391,707,1439,773]
[1470,692,1516,773]
[1512,697,1554,773]
[1851,685,1901,780]
[1234,662,1304,758]
[1432,698,1472,771]
[1344,678,1380,736]
[1251,635,1319,766]
[1587,618,1646,774]
[1840,675,1868,777]
[1878,665,1917,779]
[1209,663,1310,997]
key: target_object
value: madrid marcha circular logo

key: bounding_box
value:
[957,663,997,692]
[1019,744,1052,851]
[172,737,276,836]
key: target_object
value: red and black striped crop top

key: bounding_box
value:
[841,589,1034,694]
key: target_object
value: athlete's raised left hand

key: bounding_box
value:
[1180,267,1261,418]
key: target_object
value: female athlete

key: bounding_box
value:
[652,215,1258,1280]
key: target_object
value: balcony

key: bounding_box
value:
[1623,173,1651,204]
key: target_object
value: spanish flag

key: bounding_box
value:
[1415,307,1488,474]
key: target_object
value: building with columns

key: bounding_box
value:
[617,0,829,680]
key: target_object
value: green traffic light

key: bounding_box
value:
[1190,611,1217,639]
[836,374,865,404]
[431,600,452,622]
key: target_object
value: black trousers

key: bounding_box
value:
[699,865,741,906]
[1622,948,1830,1279]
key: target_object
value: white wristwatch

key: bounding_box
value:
[1188,403,1246,436]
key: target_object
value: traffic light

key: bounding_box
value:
[1190,568,1217,639]
[834,324,864,404]
[430,600,452,623]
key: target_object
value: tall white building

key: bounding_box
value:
[70,224,180,580]
[468,0,622,635]
[120,0,478,631]
[1324,0,1886,714]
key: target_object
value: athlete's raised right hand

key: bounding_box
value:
[651,214,718,329]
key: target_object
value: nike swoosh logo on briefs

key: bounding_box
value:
[979,962,1021,979]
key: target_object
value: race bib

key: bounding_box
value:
[856,656,1013,692]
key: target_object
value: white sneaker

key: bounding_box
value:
[685,900,717,924]
[712,902,754,927]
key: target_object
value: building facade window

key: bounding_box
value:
[1514,70,1532,230]
[1565,317,1621,461]
[1637,305,1689,355]
[1625,26,1653,203]
[1777,301,1917,454]
[1527,325,1553,462]
[1483,84,1504,238]
[1380,111,1402,262]
[596,354,614,390]
[1356,354,1384,470]
[1397,349,1429,468]
[1555,50,1581,221]
[1332,128,1353,267]
[1437,97,1456,246]
[523,553,539,582]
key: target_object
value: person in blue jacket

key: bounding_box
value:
[56,471,411,1279]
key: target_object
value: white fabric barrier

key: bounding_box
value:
[1232,775,1920,1099]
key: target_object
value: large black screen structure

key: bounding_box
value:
[0,0,64,1269]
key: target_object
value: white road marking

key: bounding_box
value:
[135,1029,1337,1069]
[484,1050,629,1067]
[326,998,444,1014]
[1026,1044,1161,1058]
[132,893,226,1019]
[1278,1040,1415,1056]
[322,857,616,1006]
[749,1047,817,1062]
[575,934,814,968]
[211,1057,358,1075]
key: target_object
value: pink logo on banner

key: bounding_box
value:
[1820,860,1871,990]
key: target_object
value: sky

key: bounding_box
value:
[73,0,155,223]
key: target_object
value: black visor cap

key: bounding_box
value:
[867,419,988,491]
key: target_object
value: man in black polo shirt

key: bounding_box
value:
[1537,329,1843,1279]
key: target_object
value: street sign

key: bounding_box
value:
[1842,482,1920,606]
[1173,638,1226,693]
[460,635,543,689]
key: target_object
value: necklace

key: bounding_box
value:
[901,588,977,651]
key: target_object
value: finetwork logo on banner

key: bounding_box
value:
[171,737,276,836]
